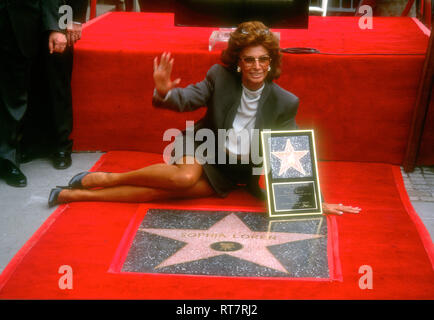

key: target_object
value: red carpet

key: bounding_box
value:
[0,151,432,299]
[70,13,432,164]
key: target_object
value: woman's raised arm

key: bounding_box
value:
[153,52,181,98]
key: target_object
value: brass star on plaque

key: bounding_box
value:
[271,138,309,176]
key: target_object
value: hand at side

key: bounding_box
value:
[48,31,67,54]
[322,203,362,215]
[66,23,82,46]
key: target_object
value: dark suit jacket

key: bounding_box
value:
[66,0,88,23]
[20,1,89,154]
[153,64,299,199]
[1,0,62,58]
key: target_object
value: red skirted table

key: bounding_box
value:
[71,13,430,165]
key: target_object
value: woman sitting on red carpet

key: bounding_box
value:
[49,21,361,216]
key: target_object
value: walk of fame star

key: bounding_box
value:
[138,213,323,274]
[271,138,309,176]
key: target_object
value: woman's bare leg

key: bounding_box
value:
[58,177,215,204]
[80,156,203,190]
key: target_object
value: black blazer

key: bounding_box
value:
[153,64,299,198]
[66,0,88,24]
[153,64,298,130]
[1,0,62,58]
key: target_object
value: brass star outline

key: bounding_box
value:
[271,138,309,176]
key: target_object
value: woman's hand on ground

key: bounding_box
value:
[322,203,362,215]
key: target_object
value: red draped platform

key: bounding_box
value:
[71,12,431,164]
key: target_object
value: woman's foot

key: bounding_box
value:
[68,171,110,189]
[68,172,90,189]
[48,187,66,208]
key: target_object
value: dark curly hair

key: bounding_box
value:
[221,21,282,81]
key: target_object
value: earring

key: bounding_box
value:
[268,66,271,72]
[237,66,241,73]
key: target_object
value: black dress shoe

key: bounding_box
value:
[19,151,38,164]
[0,161,27,187]
[48,187,64,208]
[52,151,72,170]
[68,171,90,189]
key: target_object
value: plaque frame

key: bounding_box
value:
[261,129,323,218]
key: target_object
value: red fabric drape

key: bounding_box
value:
[71,13,430,164]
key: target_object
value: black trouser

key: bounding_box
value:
[0,8,32,166]
[21,32,74,157]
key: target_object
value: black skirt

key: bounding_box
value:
[169,133,253,197]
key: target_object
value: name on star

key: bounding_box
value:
[181,231,277,240]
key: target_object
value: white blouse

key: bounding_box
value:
[225,84,264,157]
[154,84,264,158]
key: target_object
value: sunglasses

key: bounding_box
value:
[240,55,272,67]
[240,28,271,36]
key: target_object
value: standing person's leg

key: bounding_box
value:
[0,101,27,187]
[20,31,73,169]
[44,35,74,169]
[20,32,52,162]
[0,9,29,187]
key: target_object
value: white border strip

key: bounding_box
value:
[412,17,431,36]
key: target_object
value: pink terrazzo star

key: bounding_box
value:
[139,213,323,273]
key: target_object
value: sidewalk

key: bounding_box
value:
[401,166,434,234]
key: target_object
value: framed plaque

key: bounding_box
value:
[261,130,323,218]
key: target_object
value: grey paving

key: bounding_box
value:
[401,166,434,241]
[0,152,104,274]
[401,166,434,202]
